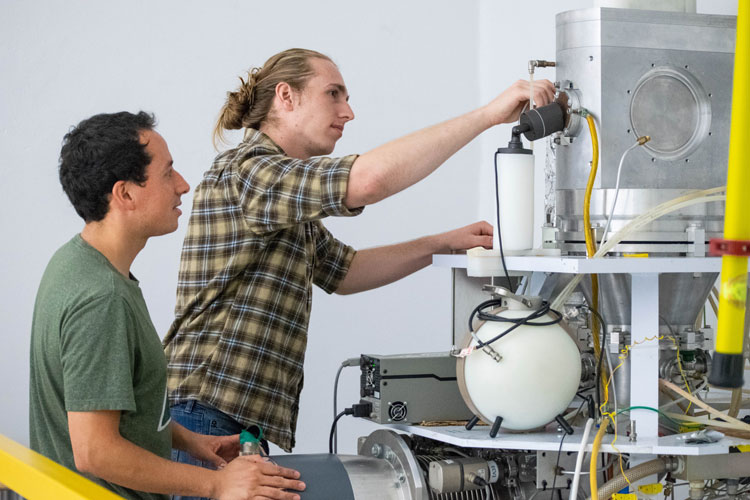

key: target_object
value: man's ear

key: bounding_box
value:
[275,81,296,111]
[110,180,137,212]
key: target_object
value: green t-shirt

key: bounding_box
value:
[29,235,172,500]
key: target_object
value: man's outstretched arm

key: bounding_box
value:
[344,80,555,208]
[335,221,492,295]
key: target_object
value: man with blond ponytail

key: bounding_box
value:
[164,48,555,461]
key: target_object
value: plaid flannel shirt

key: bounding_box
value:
[163,129,362,451]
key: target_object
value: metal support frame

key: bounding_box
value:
[434,254,749,455]
[630,273,661,442]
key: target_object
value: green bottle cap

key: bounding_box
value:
[240,425,263,444]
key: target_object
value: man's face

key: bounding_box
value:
[131,130,190,236]
[290,58,355,158]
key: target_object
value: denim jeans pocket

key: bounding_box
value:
[208,410,243,436]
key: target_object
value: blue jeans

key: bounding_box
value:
[170,400,245,500]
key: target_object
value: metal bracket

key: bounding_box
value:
[709,238,750,256]
[686,225,706,257]
[481,285,542,309]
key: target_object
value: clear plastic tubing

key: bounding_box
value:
[551,187,726,310]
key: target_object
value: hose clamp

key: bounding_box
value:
[709,238,750,257]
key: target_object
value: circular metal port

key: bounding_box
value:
[630,66,711,161]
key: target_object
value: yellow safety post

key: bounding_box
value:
[709,0,750,389]
[0,433,123,500]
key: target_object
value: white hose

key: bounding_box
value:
[600,141,641,246]
[552,187,726,311]
[605,346,618,416]
[569,418,595,500]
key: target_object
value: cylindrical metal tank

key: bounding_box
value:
[272,430,500,500]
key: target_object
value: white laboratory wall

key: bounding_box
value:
[0,0,481,454]
[0,0,739,463]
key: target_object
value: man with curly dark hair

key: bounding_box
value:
[29,111,305,500]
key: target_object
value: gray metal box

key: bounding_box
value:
[553,8,735,248]
[359,352,473,424]
[555,8,735,191]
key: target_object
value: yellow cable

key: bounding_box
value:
[590,416,610,500]
[671,339,694,414]
[599,347,627,487]
[597,334,692,487]
[604,335,694,414]
[583,113,602,360]
[583,114,599,258]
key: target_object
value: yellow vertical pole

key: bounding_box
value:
[710,0,750,389]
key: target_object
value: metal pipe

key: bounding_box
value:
[588,457,674,500]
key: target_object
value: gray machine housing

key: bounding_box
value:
[359,352,473,424]
[553,8,735,253]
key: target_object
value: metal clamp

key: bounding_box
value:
[709,238,750,256]
[528,59,556,75]
[481,285,538,309]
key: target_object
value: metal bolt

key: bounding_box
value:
[399,475,406,483]
[371,444,382,457]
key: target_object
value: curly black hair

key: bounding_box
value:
[59,111,156,222]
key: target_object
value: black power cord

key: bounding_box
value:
[586,305,607,420]
[549,398,586,500]
[549,431,568,500]
[332,357,360,453]
[467,298,563,349]
[328,402,371,454]
[493,150,516,294]
[586,305,610,480]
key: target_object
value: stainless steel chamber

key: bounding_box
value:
[550,7,735,338]
[552,7,735,256]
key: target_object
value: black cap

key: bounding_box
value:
[497,125,532,155]
[708,352,745,389]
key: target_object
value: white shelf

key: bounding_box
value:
[432,254,723,275]
[388,424,750,456]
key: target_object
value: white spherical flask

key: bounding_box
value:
[457,305,581,431]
